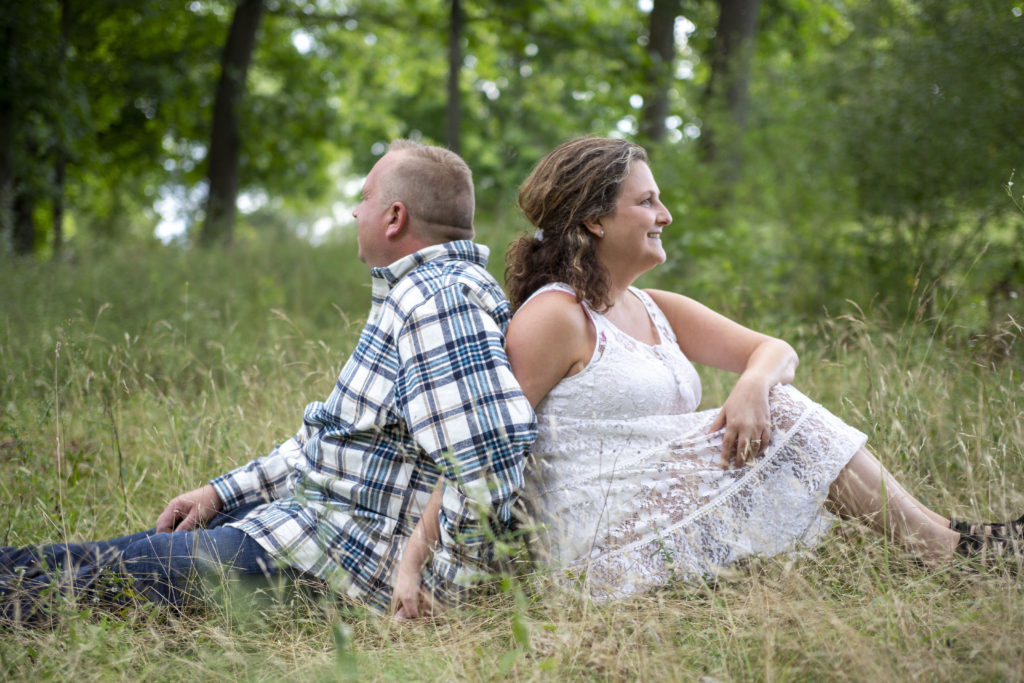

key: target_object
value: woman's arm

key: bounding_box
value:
[505,291,597,408]
[390,291,591,618]
[646,289,799,468]
[391,483,443,619]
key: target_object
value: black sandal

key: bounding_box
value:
[950,514,1024,559]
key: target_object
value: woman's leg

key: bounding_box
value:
[825,447,959,561]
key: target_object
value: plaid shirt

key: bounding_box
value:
[210,241,537,611]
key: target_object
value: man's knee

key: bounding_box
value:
[116,531,201,604]
[118,527,271,604]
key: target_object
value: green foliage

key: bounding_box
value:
[815,0,1024,316]
[3,0,1022,327]
[1,0,229,250]
[835,1,1022,218]
[646,0,1023,327]
[457,0,647,199]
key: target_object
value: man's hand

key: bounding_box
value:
[155,484,224,533]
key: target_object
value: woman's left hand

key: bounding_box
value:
[708,375,772,469]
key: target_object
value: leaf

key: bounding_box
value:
[497,648,521,677]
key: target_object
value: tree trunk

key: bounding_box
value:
[200,0,264,247]
[0,24,15,256]
[12,189,36,255]
[446,0,462,154]
[53,153,65,255]
[640,0,682,146]
[52,0,70,256]
[698,0,762,191]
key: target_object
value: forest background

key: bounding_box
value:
[4,0,1022,323]
[2,0,1024,680]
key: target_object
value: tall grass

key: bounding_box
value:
[1,238,1022,681]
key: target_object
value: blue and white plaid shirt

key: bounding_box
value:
[210,241,537,611]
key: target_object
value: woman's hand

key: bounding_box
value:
[390,482,443,620]
[709,374,773,469]
[390,561,436,620]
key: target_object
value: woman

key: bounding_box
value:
[390,138,1020,615]
[499,137,1020,600]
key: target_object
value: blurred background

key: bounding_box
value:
[2,0,1022,328]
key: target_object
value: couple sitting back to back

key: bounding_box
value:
[2,138,1021,625]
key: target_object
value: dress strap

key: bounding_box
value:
[523,281,578,304]
[629,287,678,345]
[522,283,597,324]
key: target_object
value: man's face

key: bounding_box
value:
[352,152,400,266]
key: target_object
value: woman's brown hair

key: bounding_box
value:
[505,137,647,312]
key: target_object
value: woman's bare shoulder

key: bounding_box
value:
[507,289,595,404]
[509,289,590,341]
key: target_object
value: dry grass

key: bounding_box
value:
[1,241,1022,681]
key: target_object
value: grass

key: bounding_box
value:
[1,237,1022,681]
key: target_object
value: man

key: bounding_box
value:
[1,140,537,623]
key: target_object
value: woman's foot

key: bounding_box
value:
[950,514,1024,559]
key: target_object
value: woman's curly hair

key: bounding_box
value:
[505,137,648,312]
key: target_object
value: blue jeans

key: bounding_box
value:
[0,502,303,623]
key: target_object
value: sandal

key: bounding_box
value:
[950,514,1024,559]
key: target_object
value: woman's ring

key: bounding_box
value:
[751,439,762,446]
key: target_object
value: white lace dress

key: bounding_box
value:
[525,284,866,599]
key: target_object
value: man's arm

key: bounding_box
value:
[154,428,308,530]
[395,285,537,600]
[207,433,307,511]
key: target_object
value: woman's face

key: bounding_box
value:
[588,161,672,281]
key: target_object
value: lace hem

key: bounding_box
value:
[530,385,866,599]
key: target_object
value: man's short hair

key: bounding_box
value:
[379,140,475,243]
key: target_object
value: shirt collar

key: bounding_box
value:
[370,241,490,297]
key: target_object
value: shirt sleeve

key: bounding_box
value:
[394,284,537,598]
[209,431,306,510]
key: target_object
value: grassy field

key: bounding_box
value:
[1,238,1023,681]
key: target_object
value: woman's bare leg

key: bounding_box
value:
[825,447,959,561]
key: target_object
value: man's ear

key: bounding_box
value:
[383,201,409,239]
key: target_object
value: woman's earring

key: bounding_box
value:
[599,230,605,237]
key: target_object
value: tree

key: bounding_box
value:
[829,0,1024,314]
[640,0,683,145]
[200,0,265,247]
[1,0,57,255]
[51,0,71,255]
[447,0,463,153]
[0,0,230,255]
[2,0,654,252]
[0,22,14,256]
[451,0,646,200]
[698,0,762,195]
